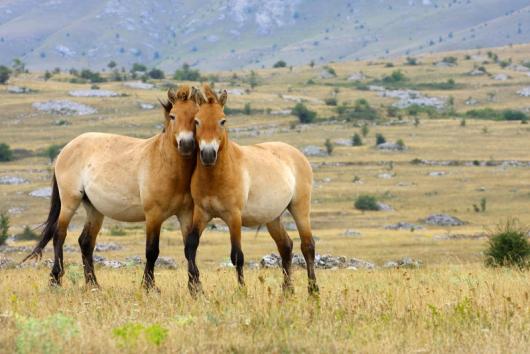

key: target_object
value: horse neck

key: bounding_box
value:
[197,139,236,178]
[155,131,195,174]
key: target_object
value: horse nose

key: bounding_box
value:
[200,148,217,166]
[178,138,195,156]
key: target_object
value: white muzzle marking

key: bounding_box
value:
[199,139,220,153]
[176,131,194,144]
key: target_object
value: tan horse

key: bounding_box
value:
[24,86,199,290]
[184,85,318,294]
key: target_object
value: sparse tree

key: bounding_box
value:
[324,139,334,155]
[273,60,287,68]
[292,103,317,124]
[243,103,252,115]
[0,212,9,246]
[107,61,117,69]
[131,63,147,72]
[173,63,202,81]
[44,144,62,163]
[0,65,10,84]
[375,133,386,145]
[44,70,52,81]
[148,68,165,79]
[352,133,363,146]
[11,58,26,75]
[0,143,13,162]
[248,70,259,89]
[361,124,369,138]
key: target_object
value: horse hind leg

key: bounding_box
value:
[50,192,82,286]
[288,198,319,295]
[78,200,104,288]
[266,218,294,293]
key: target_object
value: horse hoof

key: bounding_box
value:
[308,283,320,296]
[188,282,203,298]
[282,283,295,296]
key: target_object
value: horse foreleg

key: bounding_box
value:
[184,206,209,296]
[142,217,162,292]
[226,213,245,287]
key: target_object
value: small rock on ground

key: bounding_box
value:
[384,257,421,269]
[94,242,122,252]
[423,214,464,226]
[343,229,361,237]
[0,176,29,185]
[29,187,52,198]
[302,145,327,157]
[384,222,424,230]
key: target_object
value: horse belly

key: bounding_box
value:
[241,179,293,227]
[84,177,145,222]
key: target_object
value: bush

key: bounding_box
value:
[248,70,259,89]
[324,97,337,106]
[43,144,62,162]
[0,65,10,84]
[79,69,105,83]
[383,70,406,83]
[361,124,369,137]
[0,143,13,162]
[352,133,363,146]
[273,60,287,68]
[485,219,530,269]
[396,139,405,149]
[375,133,386,145]
[322,66,336,77]
[442,56,458,65]
[173,63,202,81]
[406,57,418,65]
[131,63,147,72]
[15,225,38,241]
[465,108,528,121]
[0,212,9,246]
[292,103,317,124]
[354,195,379,211]
[148,68,165,79]
[243,103,252,115]
[336,99,380,121]
[324,139,333,155]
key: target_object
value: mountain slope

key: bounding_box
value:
[0,0,529,71]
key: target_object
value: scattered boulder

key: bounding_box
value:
[292,254,307,267]
[383,257,421,268]
[428,171,446,177]
[0,257,17,269]
[32,100,96,116]
[319,69,335,79]
[8,207,24,215]
[94,242,122,252]
[423,214,464,226]
[377,172,395,179]
[465,97,479,105]
[302,145,327,157]
[125,255,142,265]
[385,222,424,230]
[376,202,393,211]
[270,109,291,115]
[517,87,530,97]
[227,88,245,96]
[379,89,446,110]
[29,187,52,198]
[343,229,361,237]
[260,254,281,268]
[433,233,487,241]
[93,255,124,268]
[69,89,119,97]
[347,72,365,81]
[7,86,32,94]
[0,245,33,254]
[315,255,348,269]
[334,138,352,146]
[156,256,177,269]
[0,176,29,185]
[492,73,510,81]
[123,81,154,89]
[377,142,406,151]
[347,258,376,270]
[508,64,529,73]
[139,103,155,110]
[468,68,486,76]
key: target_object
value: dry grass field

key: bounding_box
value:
[1,44,529,353]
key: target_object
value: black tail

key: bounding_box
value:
[22,174,61,263]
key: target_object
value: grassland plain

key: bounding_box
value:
[1,44,530,353]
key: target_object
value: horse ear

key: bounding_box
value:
[167,87,178,104]
[158,98,172,115]
[218,90,227,107]
[191,86,206,105]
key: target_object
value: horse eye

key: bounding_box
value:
[220,119,226,127]
[169,114,176,120]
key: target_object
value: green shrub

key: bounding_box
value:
[485,219,530,269]
[113,323,168,348]
[324,97,337,106]
[16,313,79,354]
[465,108,528,121]
[405,57,418,65]
[243,103,252,115]
[43,144,63,162]
[148,68,165,79]
[383,70,406,83]
[0,143,13,161]
[273,60,287,68]
[442,56,458,65]
[322,66,336,77]
[375,133,386,145]
[79,69,105,83]
[131,63,147,72]
[15,226,38,241]
[361,124,369,137]
[352,133,363,146]
[173,63,202,81]
[248,70,260,89]
[324,139,333,155]
[0,65,11,84]
[336,99,380,121]
[292,103,317,124]
[396,139,406,149]
[0,212,9,246]
[354,195,380,211]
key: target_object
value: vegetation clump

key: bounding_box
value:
[0,212,9,246]
[354,195,380,211]
[485,219,530,269]
[336,99,379,121]
[0,65,11,84]
[273,60,287,68]
[352,133,363,146]
[173,63,202,81]
[0,143,13,162]
[292,103,317,124]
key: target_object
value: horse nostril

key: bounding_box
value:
[200,149,217,165]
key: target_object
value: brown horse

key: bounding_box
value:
[184,85,318,294]
[24,86,199,291]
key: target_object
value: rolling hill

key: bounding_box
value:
[0,0,530,71]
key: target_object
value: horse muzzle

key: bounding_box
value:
[200,148,217,166]
[178,138,195,157]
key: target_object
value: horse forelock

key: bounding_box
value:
[176,85,191,101]
[202,84,219,104]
